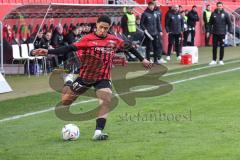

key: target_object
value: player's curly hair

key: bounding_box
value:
[97,15,112,25]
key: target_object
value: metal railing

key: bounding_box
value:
[0,21,4,75]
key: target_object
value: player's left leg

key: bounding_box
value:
[92,87,112,141]
[92,80,112,141]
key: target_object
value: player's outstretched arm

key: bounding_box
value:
[32,45,78,56]
[124,43,153,69]
[32,48,48,56]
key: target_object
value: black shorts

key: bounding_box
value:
[69,77,112,94]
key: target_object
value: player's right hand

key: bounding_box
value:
[142,59,153,69]
[32,49,48,56]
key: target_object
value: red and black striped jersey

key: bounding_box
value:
[73,33,124,83]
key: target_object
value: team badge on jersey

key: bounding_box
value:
[221,13,225,18]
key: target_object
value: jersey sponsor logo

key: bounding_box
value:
[94,47,114,54]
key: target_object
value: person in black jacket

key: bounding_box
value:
[165,6,173,26]
[140,1,166,64]
[65,26,80,45]
[51,25,65,48]
[166,5,184,61]
[42,31,59,69]
[33,30,44,49]
[187,5,199,46]
[209,1,232,65]
[51,25,66,65]
[153,0,167,56]
[64,25,82,76]
[41,31,53,49]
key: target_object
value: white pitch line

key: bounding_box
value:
[0,66,240,123]
[163,59,240,77]
[130,67,240,92]
[0,99,98,123]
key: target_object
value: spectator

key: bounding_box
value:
[121,6,137,41]
[51,24,65,48]
[209,1,232,65]
[51,24,65,65]
[133,16,144,43]
[42,31,58,68]
[165,6,173,28]
[65,26,80,45]
[166,5,184,61]
[153,0,166,56]
[203,4,212,46]
[41,32,53,49]
[187,5,199,46]
[140,2,166,64]
[85,24,92,34]
[182,10,189,46]
[77,25,83,40]
[33,30,44,49]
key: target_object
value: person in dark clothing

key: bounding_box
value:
[140,2,166,64]
[77,25,83,40]
[182,10,189,46]
[187,5,199,46]
[153,0,162,25]
[165,6,173,53]
[40,31,58,69]
[165,5,184,61]
[153,0,166,56]
[32,15,152,141]
[64,26,82,75]
[209,2,232,65]
[40,32,53,49]
[51,25,65,48]
[33,30,44,49]
[51,25,66,65]
[65,26,80,45]
[203,4,212,46]
[133,16,144,43]
[165,6,173,26]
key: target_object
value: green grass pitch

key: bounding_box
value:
[0,47,240,160]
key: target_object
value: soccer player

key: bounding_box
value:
[32,15,153,141]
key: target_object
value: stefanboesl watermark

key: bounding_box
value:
[118,109,192,122]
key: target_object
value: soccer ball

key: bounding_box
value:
[61,124,80,140]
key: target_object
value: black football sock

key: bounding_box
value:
[96,118,106,130]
